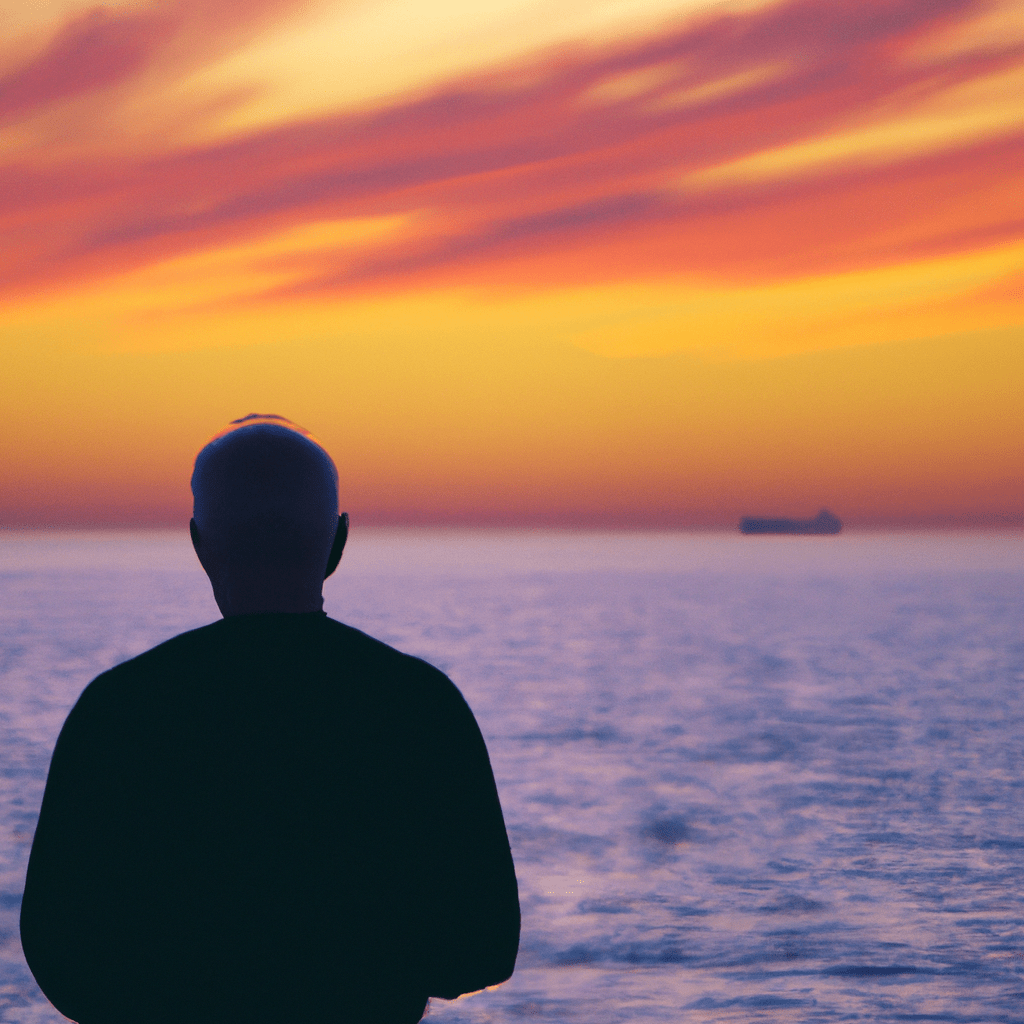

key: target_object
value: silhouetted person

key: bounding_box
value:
[21,416,520,1024]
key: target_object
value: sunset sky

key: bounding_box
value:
[2,0,1022,528]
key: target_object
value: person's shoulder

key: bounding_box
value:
[114,619,227,670]
[320,616,457,691]
[318,620,482,741]
[54,622,230,738]
[80,614,464,711]
[81,621,228,697]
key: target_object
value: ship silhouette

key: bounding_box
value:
[740,508,842,535]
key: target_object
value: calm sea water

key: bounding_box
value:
[2,529,1023,1023]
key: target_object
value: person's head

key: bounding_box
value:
[190,415,347,617]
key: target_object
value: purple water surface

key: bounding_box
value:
[1,529,1023,1023]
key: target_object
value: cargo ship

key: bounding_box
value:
[740,508,842,535]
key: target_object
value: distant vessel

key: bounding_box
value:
[740,508,842,535]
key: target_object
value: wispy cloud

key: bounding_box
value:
[0,0,314,122]
[2,0,1021,303]
[0,8,176,122]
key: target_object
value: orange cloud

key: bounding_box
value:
[1,0,1021,304]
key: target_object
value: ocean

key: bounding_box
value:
[1,529,1023,1023]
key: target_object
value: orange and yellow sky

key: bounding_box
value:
[2,0,1022,528]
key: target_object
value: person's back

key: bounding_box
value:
[20,416,519,1024]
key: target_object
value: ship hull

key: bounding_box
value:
[740,509,842,535]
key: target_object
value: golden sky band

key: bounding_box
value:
[1,0,1021,528]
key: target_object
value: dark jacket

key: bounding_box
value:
[21,613,519,1024]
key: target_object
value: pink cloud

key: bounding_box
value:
[0,9,177,121]
[1,0,1021,301]
[0,0,320,124]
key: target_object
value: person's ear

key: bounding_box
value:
[324,513,348,579]
[190,518,211,576]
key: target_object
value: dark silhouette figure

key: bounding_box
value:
[20,416,520,1024]
[740,508,842,535]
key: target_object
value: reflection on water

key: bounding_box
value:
[1,529,1023,1023]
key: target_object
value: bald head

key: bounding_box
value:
[190,418,346,616]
